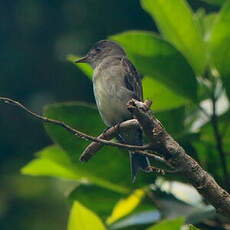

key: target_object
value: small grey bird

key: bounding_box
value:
[75,40,151,182]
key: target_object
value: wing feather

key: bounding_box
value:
[121,57,143,101]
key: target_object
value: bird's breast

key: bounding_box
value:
[93,70,131,126]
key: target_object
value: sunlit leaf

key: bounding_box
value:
[21,145,128,194]
[147,217,185,230]
[143,77,189,111]
[194,10,217,41]
[209,0,230,98]
[21,145,80,179]
[68,184,121,219]
[106,189,146,225]
[68,201,106,230]
[141,0,206,74]
[110,31,197,101]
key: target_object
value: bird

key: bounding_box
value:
[75,40,151,182]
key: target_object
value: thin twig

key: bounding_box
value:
[0,97,150,151]
[210,93,229,189]
[79,119,139,162]
[1,96,230,217]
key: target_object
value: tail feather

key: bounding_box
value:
[117,126,151,182]
[130,152,150,183]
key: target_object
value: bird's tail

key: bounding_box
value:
[118,126,151,182]
[130,151,151,183]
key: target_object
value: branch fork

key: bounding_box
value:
[0,96,230,217]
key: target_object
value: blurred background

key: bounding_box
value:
[0,0,227,230]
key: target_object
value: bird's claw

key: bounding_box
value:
[145,166,165,175]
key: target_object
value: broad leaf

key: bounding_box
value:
[196,110,230,181]
[155,107,185,138]
[21,145,81,179]
[21,145,129,193]
[193,141,224,181]
[194,10,217,41]
[106,189,146,225]
[68,184,121,219]
[195,108,229,179]
[143,77,188,112]
[68,201,106,230]
[141,0,206,74]
[209,0,230,98]
[147,217,185,230]
[199,110,230,151]
[44,102,104,158]
[43,102,154,188]
[110,31,197,101]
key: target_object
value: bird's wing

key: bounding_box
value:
[121,57,143,101]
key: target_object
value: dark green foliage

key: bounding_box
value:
[1,0,229,229]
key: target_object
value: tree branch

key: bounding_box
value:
[0,97,150,151]
[0,96,230,217]
[127,99,230,218]
[79,119,139,161]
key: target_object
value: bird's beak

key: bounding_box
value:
[74,55,89,63]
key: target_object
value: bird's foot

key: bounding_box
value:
[145,165,165,175]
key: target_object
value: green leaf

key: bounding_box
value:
[21,145,81,179]
[194,10,217,41]
[200,110,230,150]
[155,107,185,138]
[68,184,121,219]
[209,0,230,98]
[147,217,185,230]
[143,77,189,111]
[188,224,200,230]
[43,102,154,189]
[68,201,106,230]
[67,54,93,79]
[44,102,104,158]
[21,145,128,194]
[141,0,206,74]
[194,110,230,182]
[106,189,146,225]
[110,31,197,101]
[201,0,226,6]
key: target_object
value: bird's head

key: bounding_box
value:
[75,40,126,68]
